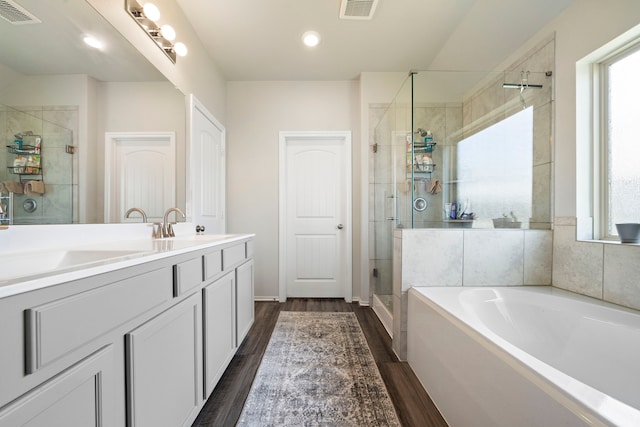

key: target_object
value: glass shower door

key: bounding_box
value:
[371,76,412,320]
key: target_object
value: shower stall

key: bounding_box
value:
[370,68,554,335]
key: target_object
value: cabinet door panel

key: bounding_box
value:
[203,271,235,397]
[125,293,202,427]
[0,345,114,427]
[236,259,254,346]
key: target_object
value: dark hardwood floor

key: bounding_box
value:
[192,299,448,427]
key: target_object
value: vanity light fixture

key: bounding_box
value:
[125,0,188,64]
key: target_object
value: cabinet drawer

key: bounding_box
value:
[174,257,203,296]
[204,250,222,281]
[246,240,254,258]
[222,244,246,271]
[25,267,172,374]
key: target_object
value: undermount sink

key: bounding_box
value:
[0,249,152,281]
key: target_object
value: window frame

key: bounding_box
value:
[596,40,640,240]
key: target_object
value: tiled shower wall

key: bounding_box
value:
[0,105,78,224]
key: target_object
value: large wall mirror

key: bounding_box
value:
[0,0,186,225]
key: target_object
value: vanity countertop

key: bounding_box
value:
[0,231,254,299]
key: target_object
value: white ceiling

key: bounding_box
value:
[177,0,576,81]
[0,0,575,84]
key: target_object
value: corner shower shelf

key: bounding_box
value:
[408,140,436,178]
[6,144,39,155]
[6,144,43,176]
[413,142,436,152]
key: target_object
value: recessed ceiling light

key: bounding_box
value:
[83,36,103,49]
[302,31,320,47]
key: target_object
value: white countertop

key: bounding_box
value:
[0,223,254,299]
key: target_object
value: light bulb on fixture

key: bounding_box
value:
[160,24,176,41]
[302,31,320,47]
[143,2,160,21]
[174,42,188,57]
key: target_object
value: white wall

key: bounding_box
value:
[226,81,360,300]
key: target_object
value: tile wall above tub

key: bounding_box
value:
[553,216,640,311]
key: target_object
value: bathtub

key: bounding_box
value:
[407,286,640,427]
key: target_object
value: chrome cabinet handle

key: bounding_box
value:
[337,224,344,230]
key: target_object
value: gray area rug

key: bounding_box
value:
[237,311,401,426]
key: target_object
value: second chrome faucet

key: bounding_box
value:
[161,207,186,238]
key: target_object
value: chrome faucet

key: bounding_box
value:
[162,207,186,237]
[125,207,147,223]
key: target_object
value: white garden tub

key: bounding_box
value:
[407,286,640,427]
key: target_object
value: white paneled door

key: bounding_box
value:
[104,132,176,223]
[188,95,226,234]
[279,132,352,301]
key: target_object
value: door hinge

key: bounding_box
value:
[372,143,378,153]
[372,268,379,278]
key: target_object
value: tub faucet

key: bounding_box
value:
[125,207,147,223]
[162,207,186,237]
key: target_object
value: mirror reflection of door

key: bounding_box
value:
[104,132,176,223]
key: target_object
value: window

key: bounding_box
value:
[600,43,640,239]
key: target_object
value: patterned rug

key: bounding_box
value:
[237,311,401,426]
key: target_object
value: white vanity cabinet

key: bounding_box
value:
[0,234,254,427]
[203,271,235,397]
[236,259,255,345]
[125,292,202,427]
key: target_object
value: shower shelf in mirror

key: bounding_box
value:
[6,144,40,155]
[6,143,43,176]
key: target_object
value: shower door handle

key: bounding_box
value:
[337,224,344,230]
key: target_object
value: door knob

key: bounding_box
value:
[337,224,344,230]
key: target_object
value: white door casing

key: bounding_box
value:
[104,132,176,223]
[187,95,226,234]
[279,131,352,302]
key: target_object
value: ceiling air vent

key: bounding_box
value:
[0,0,41,25]
[339,0,379,20]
